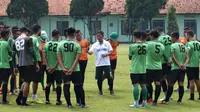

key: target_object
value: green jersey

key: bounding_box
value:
[0,40,11,68]
[129,42,147,74]
[158,34,172,63]
[30,35,41,62]
[57,39,81,71]
[146,40,165,70]
[186,40,200,67]
[171,42,187,70]
[44,40,61,70]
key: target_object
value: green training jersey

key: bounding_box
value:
[30,35,41,62]
[171,42,187,70]
[158,34,172,63]
[44,40,61,70]
[57,39,81,71]
[8,38,14,61]
[186,40,200,67]
[0,40,11,68]
[129,42,147,74]
[146,40,165,70]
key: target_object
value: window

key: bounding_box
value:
[89,21,101,35]
[140,21,148,31]
[57,21,69,36]
[152,20,165,32]
[184,20,197,36]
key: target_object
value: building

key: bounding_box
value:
[0,0,200,42]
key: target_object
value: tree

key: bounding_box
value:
[167,5,179,33]
[126,0,167,29]
[6,0,48,28]
[70,0,105,43]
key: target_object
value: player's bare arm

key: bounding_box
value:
[183,53,190,69]
[57,52,68,74]
[171,52,182,69]
[68,54,81,75]
[43,52,51,72]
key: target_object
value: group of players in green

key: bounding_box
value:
[129,27,200,108]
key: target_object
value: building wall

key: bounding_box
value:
[0,14,200,42]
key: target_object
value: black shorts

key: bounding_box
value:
[130,74,146,84]
[95,66,112,80]
[18,66,35,83]
[162,63,171,76]
[47,70,62,84]
[168,70,185,83]
[0,69,10,82]
[62,71,82,84]
[33,64,43,83]
[110,59,117,70]
[146,70,162,83]
[187,67,199,80]
[9,61,13,75]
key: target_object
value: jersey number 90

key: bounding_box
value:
[15,39,25,51]
[64,43,74,52]
[137,46,146,55]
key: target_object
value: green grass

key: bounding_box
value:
[1,44,200,112]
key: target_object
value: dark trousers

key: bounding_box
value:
[79,60,88,84]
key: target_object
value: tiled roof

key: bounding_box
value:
[0,0,200,16]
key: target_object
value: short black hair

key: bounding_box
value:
[13,29,20,34]
[141,31,147,40]
[145,29,151,35]
[184,27,190,30]
[96,31,104,36]
[171,32,179,39]
[64,28,68,37]
[76,30,81,33]
[32,24,41,34]
[12,26,19,32]
[4,26,10,30]
[133,30,142,39]
[67,27,76,36]
[1,29,10,38]
[20,27,29,33]
[52,29,60,37]
[156,27,163,32]
[150,30,159,38]
[187,30,194,37]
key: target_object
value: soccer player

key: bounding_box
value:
[87,31,114,95]
[0,29,12,104]
[57,27,86,108]
[75,30,89,84]
[186,30,200,100]
[157,27,172,101]
[146,30,165,106]
[13,27,39,106]
[129,30,148,108]
[162,32,189,104]
[44,29,62,105]
[107,32,119,90]
[8,26,20,94]
[30,24,43,103]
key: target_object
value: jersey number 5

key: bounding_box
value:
[137,46,146,55]
[155,45,161,54]
[15,39,25,51]
[64,43,74,52]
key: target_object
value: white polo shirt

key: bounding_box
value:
[89,40,113,67]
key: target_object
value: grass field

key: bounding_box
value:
[1,44,200,112]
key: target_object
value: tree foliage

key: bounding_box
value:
[70,0,104,43]
[6,0,48,28]
[167,5,179,33]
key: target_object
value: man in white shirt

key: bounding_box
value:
[87,31,114,95]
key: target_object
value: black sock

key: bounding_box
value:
[165,86,173,102]
[19,80,23,89]
[56,86,62,102]
[108,79,113,91]
[16,91,23,101]
[75,84,85,105]
[45,86,50,101]
[178,86,184,102]
[154,85,161,102]
[147,84,153,99]
[2,84,8,102]
[63,84,71,106]
[22,97,27,104]
[161,80,168,92]
[97,80,103,92]
[190,93,194,99]
[187,79,190,89]
[139,91,143,104]
[10,78,15,93]
[74,85,80,104]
